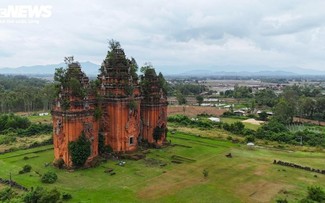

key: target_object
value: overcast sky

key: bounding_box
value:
[1,0,325,74]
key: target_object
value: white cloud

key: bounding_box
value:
[0,0,325,73]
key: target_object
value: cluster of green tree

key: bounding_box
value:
[220,84,253,98]
[168,82,208,105]
[0,114,52,145]
[168,114,222,130]
[273,85,325,123]
[0,75,55,113]
[219,84,325,122]
[168,114,325,148]
[0,186,71,203]
[139,64,168,96]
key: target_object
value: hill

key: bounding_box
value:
[0,61,100,76]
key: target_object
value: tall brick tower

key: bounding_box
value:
[140,68,168,144]
[52,41,168,168]
[98,44,141,152]
[52,61,99,167]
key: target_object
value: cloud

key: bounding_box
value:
[0,0,325,73]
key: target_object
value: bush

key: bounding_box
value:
[41,171,58,184]
[276,198,288,203]
[19,164,32,174]
[0,187,15,202]
[303,186,325,202]
[245,135,255,143]
[68,132,91,167]
[0,134,16,144]
[62,192,72,200]
[24,187,60,203]
[202,169,209,178]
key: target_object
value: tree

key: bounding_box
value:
[108,39,121,50]
[158,72,168,95]
[258,111,268,121]
[176,92,187,105]
[153,126,164,143]
[129,57,138,78]
[274,98,294,124]
[196,95,204,106]
[255,88,277,107]
[140,63,153,73]
[68,132,91,167]
[298,97,316,119]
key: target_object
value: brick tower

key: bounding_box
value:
[98,46,141,152]
[140,68,168,144]
[52,41,168,168]
[52,61,99,167]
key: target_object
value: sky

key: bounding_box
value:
[1,0,325,74]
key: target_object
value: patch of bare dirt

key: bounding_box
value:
[236,181,290,203]
[242,119,265,125]
[168,105,226,118]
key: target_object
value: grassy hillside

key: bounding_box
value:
[0,132,325,202]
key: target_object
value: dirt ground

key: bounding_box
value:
[293,117,325,126]
[242,118,265,125]
[167,105,226,117]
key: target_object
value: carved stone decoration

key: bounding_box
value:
[83,122,93,136]
[55,119,62,135]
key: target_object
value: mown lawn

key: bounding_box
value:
[1,132,325,202]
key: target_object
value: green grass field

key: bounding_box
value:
[1,132,325,202]
[27,114,52,124]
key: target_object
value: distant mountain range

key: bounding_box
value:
[178,66,325,77]
[0,62,324,77]
[0,61,100,76]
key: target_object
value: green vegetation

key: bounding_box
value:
[0,114,52,150]
[19,164,32,174]
[153,126,164,142]
[0,75,55,113]
[68,133,91,167]
[24,187,60,203]
[0,132,325,202]
[300,186,325,202]
[41,171,58,184]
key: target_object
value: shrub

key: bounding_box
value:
[203,169,209,178]
[276,198,288,203]
[303,186,325,202]
[23,164,32,172]
[0,187,15,202]
[19,164,32,174]
[245,135,255,143]
[62,192,72,200]
[0,134,16,145]
[41,171,58,184]
[68,133,91,167]
[24,187,60,203]
[153,126,165,142]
